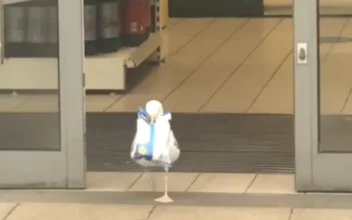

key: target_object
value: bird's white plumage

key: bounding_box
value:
[145,100,164,119]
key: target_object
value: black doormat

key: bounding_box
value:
[1,113,351,174]
[86,113,294,173]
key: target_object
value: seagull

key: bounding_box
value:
[131,100,180,203]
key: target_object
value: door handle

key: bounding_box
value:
[297,43,308,64]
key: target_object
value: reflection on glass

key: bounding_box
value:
[0,0,60,151]
[319,10,352,152]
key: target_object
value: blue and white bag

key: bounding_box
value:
[131,107,179,167]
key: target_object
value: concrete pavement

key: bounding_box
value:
[1,203,352,220]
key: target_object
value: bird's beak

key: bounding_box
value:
[150,115,155,122]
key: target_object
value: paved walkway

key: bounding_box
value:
[1,202,352,220]
[0,172,351,219]
[86,172,295,193]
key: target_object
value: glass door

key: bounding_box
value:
[294,0,352,191]
[0,0,85,188]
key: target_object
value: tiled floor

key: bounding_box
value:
[2,18,352,114]
[86,172,296,194]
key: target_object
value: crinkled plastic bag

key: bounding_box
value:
[131,107,174,166]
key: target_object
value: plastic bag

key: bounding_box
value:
[131,107,177,166]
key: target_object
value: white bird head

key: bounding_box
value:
[145,100,164,122]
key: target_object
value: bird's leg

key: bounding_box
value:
[149,168,157,192]
[154,165,173,203]
[144,167,156,192]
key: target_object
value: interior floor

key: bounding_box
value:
[1,18,352,115]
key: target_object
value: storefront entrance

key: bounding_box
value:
[1,0,352,192]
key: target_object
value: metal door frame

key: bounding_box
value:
[0,0,85,189]
[59,0,85,189]
[294,0,352,192]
